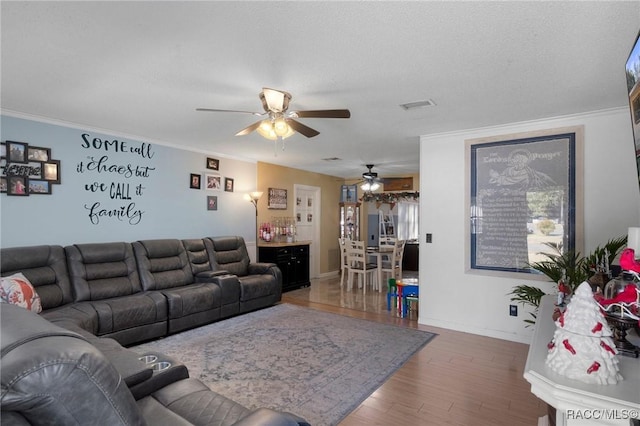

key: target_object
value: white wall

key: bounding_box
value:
[419,108,640,343]
[1,114,258,247]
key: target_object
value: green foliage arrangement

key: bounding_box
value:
[508,236,627,326]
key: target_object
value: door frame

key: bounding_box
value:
[294,184,321,279]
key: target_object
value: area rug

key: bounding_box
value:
[132,303,436,426]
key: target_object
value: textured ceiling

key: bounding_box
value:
[1,1,639,179]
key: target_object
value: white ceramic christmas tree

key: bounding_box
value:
[545,281,623,385]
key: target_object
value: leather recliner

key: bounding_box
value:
[205,236,282,314]
[0,304,309,426]
[133,239,222,334]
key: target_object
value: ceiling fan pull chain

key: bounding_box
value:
[273,139,278,157]
[281,138,286,152]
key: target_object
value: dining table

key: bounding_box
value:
[366,245,394,292]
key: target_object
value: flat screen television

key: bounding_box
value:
[625,28,640,195]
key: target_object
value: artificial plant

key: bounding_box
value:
[508,236,627,325]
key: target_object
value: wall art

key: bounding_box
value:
[207,195,218,211]
[466,126,583,274]
[1,140,61,196]
[268,188,287,209]
[205,173,221,190]
[190,173,201,189]
[225,177,234,192]
[206,157,219,170]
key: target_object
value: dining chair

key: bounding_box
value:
[386,278,400,312]
[381,239,406,283]
[338,237,349,288]
[345,240,378,293]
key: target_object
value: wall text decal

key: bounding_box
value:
[76,133,156,225]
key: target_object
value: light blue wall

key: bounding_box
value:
[1,115,257,248]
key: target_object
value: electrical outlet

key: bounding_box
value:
[426,233,432,243]
[509,305,518,316]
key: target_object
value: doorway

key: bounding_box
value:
[294,184,321,279]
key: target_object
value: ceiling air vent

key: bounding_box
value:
[399,99,436,110]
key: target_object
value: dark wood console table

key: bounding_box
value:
[258,241,311,292]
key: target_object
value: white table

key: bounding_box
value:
[524,295,640,426]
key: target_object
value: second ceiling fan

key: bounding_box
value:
[197,87,350,140]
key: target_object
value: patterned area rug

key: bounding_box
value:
[132,303,436,426]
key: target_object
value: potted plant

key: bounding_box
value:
[508,236,627,325]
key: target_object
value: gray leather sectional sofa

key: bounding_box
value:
[1,236,307,425]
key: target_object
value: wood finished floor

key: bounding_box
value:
[282,273,547,426]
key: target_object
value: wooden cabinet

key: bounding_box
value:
[258,243,310,292]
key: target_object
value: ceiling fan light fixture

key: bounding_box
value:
[256,120,277,140]
[273,117,289,136]
[361,181,380,192]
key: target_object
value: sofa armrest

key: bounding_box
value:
[232,408,310,426]
[248,262,277,275]
[194,269,230,282]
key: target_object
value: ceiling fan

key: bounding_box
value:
[196,87,350,140]
[360,164,382,191]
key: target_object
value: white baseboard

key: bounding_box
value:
[419,316,533,344]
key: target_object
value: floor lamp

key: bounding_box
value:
[248,191,263,260]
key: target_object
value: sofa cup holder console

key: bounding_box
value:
[150,361,172,372]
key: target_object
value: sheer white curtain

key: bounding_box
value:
[397,201,419,240]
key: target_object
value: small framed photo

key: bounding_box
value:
[206,157,219,170]
[6,141,28,163]
[190,173,201,189]
[28,179,51,194]
[0,177,7,193]
[0,143,6,158]
[224,177,234,192]
[43,160,60,183]
[27,146,50,162]
[207,195,218,211]
[205,173,221,190]
[7,176,28,195]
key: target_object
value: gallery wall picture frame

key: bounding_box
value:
[0,177,7,193]
[206,157,219,170]
[190,173,201,189]
[28,179,51,194]
[6,141,27,164]
[465,126,584,276]
[207,195,218,211]
[0,143,6,159]
[205,173,221,190]
[27,146,50,162]
[7,176,28,196]
[224,177,234,192]
[268,188,287,209]
[43,160,60,183]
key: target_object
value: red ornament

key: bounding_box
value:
[600,341,616,355]
[559,312,565,327]
[547,340,555,350]
[620,248,640,273]
[591,322,603,333]
[562,339,576,355]
[587,361,601,374]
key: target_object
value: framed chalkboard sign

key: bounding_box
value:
[466,126,584,275]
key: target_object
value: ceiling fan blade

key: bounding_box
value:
[293,109,351,119]
[196,108,263,116]
[235,120,263,136]
[287,119,320,138]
